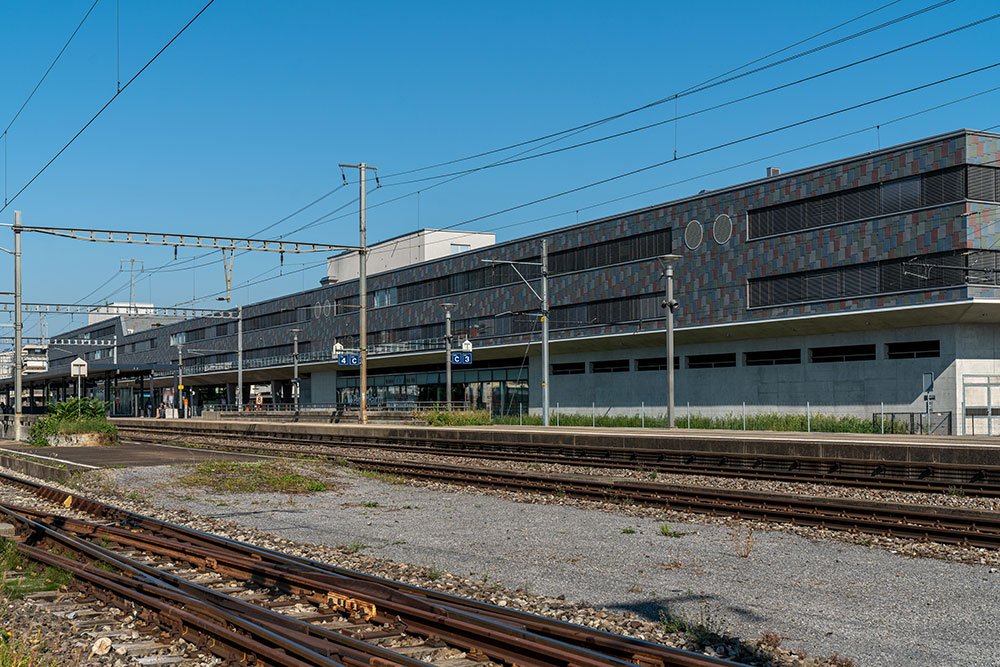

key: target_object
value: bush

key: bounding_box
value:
[28,398,118,447]
[419,409,493,426]
[423,408,899,434]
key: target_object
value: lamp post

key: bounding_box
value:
[660,254,682,428]
[291,328,301,410]
[176,344,184,419]
[441,303,456,411]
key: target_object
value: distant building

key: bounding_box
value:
[323,229,495,284]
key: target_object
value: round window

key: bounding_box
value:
[684,220,704,250]
[713,213,733,245]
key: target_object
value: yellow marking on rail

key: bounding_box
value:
[327,591,376,620]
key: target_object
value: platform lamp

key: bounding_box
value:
[290,328,301,410]
[660,254,683,428]
[440,303,456,411]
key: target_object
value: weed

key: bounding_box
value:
[515,580,533,595]
[659,523,682,538]
[343,541,370,554]
[621,527,637,535]
[0,540,73,600]
[425,563,444,581]
[730,523,755,558]
[178,461,330,494]
[554,487,566,497]
[361,501,379,508]
[627,580,642,593]
[658,602,719,646]
[648,471,658,481]
[355,469,406,485]
[946,486,966,498]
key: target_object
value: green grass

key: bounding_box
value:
[361,501,379,507]
[421,409,903,434]
[621,526,637,534]
[177,461,329,494]
[0,540,73,601]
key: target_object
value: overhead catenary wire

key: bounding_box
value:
[379,0,952,180]
[378,11,1000,188]
[2,0,100,205]
[435,61,1000,232]
[92,1,962,298]
[0,0,217,214]
[290,82,1000,272]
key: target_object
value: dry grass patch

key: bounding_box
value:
[177,461,331,494]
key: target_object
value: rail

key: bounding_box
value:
[0,470,739,667]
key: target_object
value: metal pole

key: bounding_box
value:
[592,402,595,427]
[541,239,550,426]
[292,329,300,410]
[666,262,675,429]
[641,401,645,428]
[177,346,183,419]
[13,212,22,440]
[443,305,454,411]
[742,401,746,430]
[237,305,243,411]
[881,401,885,434]
[807,401,811,432]
[359,164,368,425]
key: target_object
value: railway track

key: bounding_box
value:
[319,456,1000,549]
[0,470,739,667]
[117,423,1000,496]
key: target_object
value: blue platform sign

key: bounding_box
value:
[451,352,473,365]
[338,353,361,366]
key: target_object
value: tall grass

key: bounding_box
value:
[420,409,898,433]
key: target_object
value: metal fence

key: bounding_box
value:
[872,411,953,435]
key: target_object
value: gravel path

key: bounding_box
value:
[106,463,1000,667]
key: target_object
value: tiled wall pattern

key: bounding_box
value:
[45,130,1000,368]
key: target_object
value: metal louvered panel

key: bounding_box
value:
[922,167,965,206]
[968,165,999,202]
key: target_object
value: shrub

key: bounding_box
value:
[27,399,118,447]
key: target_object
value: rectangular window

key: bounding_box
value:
[635,356,680,371]
[687,353,736,369]
[591,359,630,373]
[886,340,940,359]
[169,332,186,346]
[450,243,471,254]
[748,249,984,308]
[747,167,965,240]
[810,344,876,363]
[745,349,801,366]
[373,287,397,308]
[551,362,586,375]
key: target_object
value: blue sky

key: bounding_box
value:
[0,0,997,337]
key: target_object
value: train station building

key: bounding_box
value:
[11,128,1000,434]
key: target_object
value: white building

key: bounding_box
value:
[324,229,494,284]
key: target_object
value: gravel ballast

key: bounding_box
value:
[96,461,1000,667]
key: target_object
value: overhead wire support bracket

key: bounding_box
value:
[0,302,238,319]
[14,225,360,253]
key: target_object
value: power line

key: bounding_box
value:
[379,0,952,180]
[0,0,216,214]
[380,12,1000,188]
[138,1,961,290]
[437,60,1000,231]
[1,0,99,139]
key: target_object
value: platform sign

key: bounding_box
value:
[70,357,88,377]
[923,372,934,393]
[338,353,361,366]
[451,352,473,365]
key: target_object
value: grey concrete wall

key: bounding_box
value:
[529,325,958,421]
[310,370,338,404]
